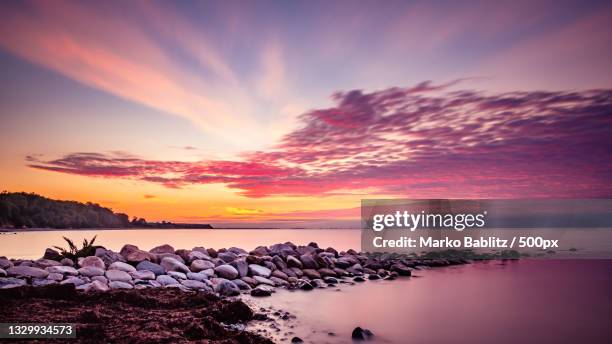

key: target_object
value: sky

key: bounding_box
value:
[0,0,611,227]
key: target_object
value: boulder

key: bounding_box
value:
[218,251,238,263]
[156,275,180,286]
[188,250,210,262]
[250,246,269,256]
[149,244,175,254]
[160,257,190,273]
[190,259,215,272]
[241,276,259,287]
[232,279,251,290]
[272,255,287,270]
[390,264,412,276]
[95,248,125,266]
[282,268,297,278]
[318,268,337,277]
[302,269,321,279]
[91,276,108,284]
[0,277,27,288]
[130,270,155,280]
[109,281,133,290]
[286,256,303,269]
[290,267,304,277]
[126,250,154,264]
[47,265,78,276]
[351,327,374,340]
[43,248,62,261]
[105,270,132,282]
[270,277,288,286]
[60,258,75,267]
[269,243,295,258]
[206,248,218,258]
[79,256,105,269]
[33,279,57,287]
[7,266,49,279]
[83,280,109,292]
[167,271,187,280]
[216,279,240,296]
[214,265,239,280]
[78,266,105,277]
[60,277,85,286]
[136,261,165,276]
[272,270,289,280]
[300,254,319,269]
[253,276,275,286]
[180,279,209,290]
[108,262,136,273]
[0,258,13,270]
[36,259,61,268]
[248,264,271,278]
[230,259,248,277]
[186,272,208,281]
[47,273,64,281]
[174,249,191,262]
[250,285,273,297]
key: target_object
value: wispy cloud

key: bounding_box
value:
[27,82,612,198]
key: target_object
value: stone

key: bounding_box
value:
[91,276,108,284]
[232,279,251,290]
[216,280,240,296]
[206,248,218,258]
[201,269,215,278]
[218,251,238,263]
[253,276,275,286]
[0,268,6,277]
[0,277,27,288]
[241,276,259,287]
[272,270,289,280]
[130,270,155,280]
[156,253,185,264]
[270,277,288,286]
[324,277,338,284]
[105,270,132,282]
[126,250,154,264]
[290,267,304,277]
[248,264,271,277]
[286,256,302,269]
[33,279,57,287]
[60,258,75,267]
[83,280,109,292]
[246,255,263,265]
[36,258,61,268]
[368,274,380,280]
[174,249,191,262]
[390,264,412,276]
[272,255,287,270]
[78,266,105,277]
[0,258,13,270]
[353,276,365,282]
[7,265,49,279]
[108,262,136,273]
[269,243,295,258]
[180,279,208,290]
[215,265,239,280]
[79,256,105,269]
[251,285,273,297]
[149,244,175,254]
[318,268,337,277]
[109,281,133,290]
[43,248,62,261]
[298,280,314,291]
[168,271,187,280]
[351,327,374,340]
[230,259,248,277]
[333,268,349,276]
[186,272,208,281]
[250,246,269,256]
[291,337,304,343]
[282,268,297,278]
[188,250,210,262]
[136,261,165,276]
[156,275,180,286]
[47,265,78,276]
[190,259,215,272]
[160,257,190,273]
[95,248,125,266]
[302,269,321,279]
[61,277,85,286]
[300,254,319,269]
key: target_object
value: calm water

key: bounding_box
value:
[1,230,611,343]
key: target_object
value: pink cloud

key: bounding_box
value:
[28,82,612,198]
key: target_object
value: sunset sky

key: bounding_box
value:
[1,0,611,227]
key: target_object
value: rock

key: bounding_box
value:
[290,267,304,277]
[60,258,75,267]
[302,269,321,279]
[174,249,192,262]
[241,276,259,287]
[270,277,288,286]
[299,280,314,290]
[325,247,338,257]
[246,255,263,265]
[0,258,13,270]
[390,264,412,276]
[43,248,62,261]
[287,277,298,284]
[167,271,187,280]
[91,276,108,284]
[272,270,289,280]
[324,277,338,284]
[286,256,303,269]
[291,337,304,343]
[79,256,105,269]
[216,280,240,296]
[83,280,109,292]
[188,250,210,262]
[232,279,251,290]
[282,268,297,278]
[218,251,238,263]
[7,266,49,279]
[61,277,85,286]
[250,246,269,256]
[368,274,380,280]
[180,279,208,290]
[126,250,155,264]
[351,327,374,340]
[95,248,125,266]
[46,265,78,276]
[109,281,133,289]
[253,276,275,286]
[33,279,57,287]
[300,254,319,269]
[160,257,190,273]
[333,268,349,276]
[353,276,366,282]
[228,247,248,255]
[271,255,287,270]
[250,285,273,297]
[149,244,175,254]
[156,275,180,286]
[206,248,218,258]
[78,266,105,277]
[136,261,165,276]
[318,268,337,277]
[186,272,208,281]
[201,269,215,278]
[190,259,215,272]
[230,259,248,277]
[36,258,61,268]
[0,277,27,288]
[215,265,239,280]
[105,270,132,282]
[0,268,6,277]
[248,264,271,277]
[130,270,155,280]
[108,262,136,273]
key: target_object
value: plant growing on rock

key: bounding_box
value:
[53,235,99,260]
